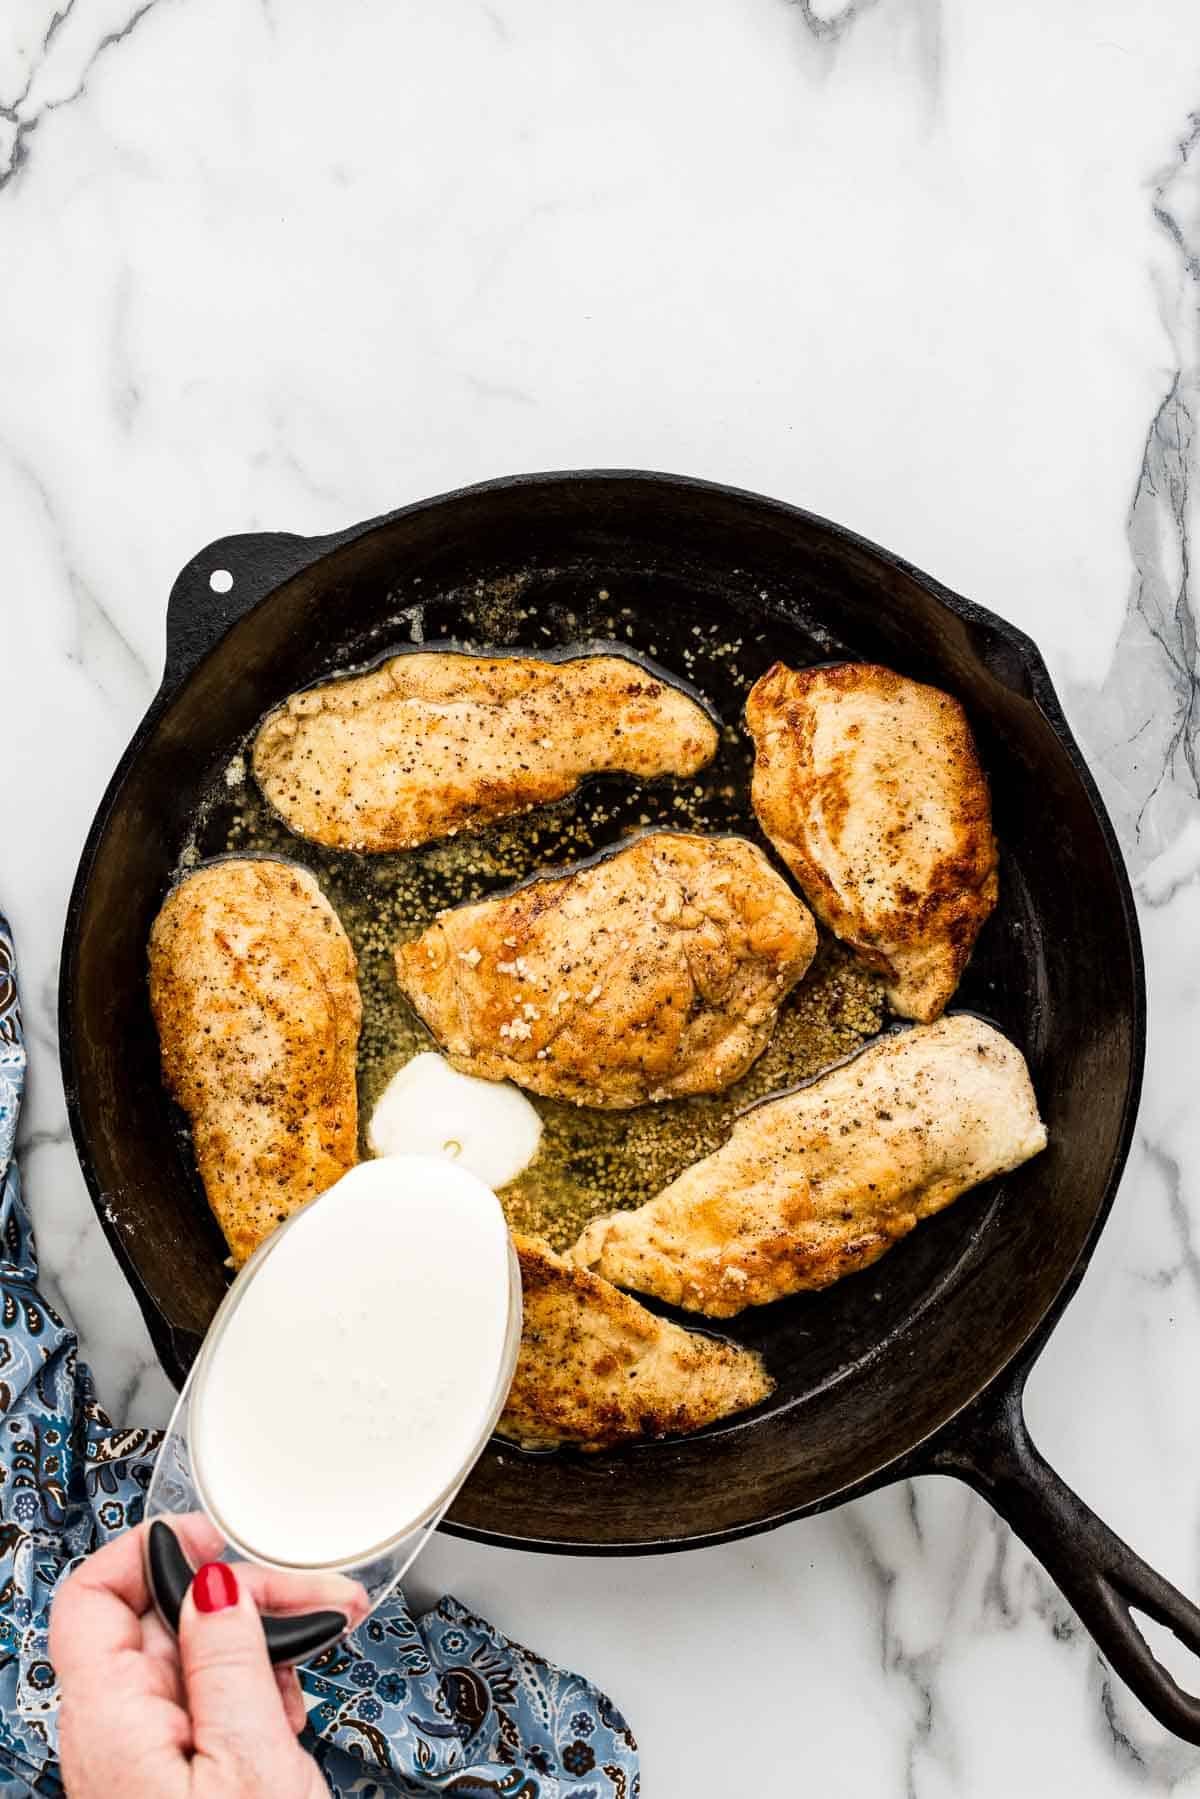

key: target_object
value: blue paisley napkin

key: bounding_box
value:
[0,913,639,1799]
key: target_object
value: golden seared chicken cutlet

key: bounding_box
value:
[253,650,719,851]
[571,1015,1046,1316]
[498,1235,772,1450]
[395,832,818,1109]
[148,859,361,1266]
[745,662,999,1021]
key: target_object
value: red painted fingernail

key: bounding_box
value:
[193,1562,239,1614]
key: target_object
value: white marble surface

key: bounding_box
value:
[3,0,1200,1790]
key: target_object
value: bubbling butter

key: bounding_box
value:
[190,1157,516,1568]
[368,1053,542,1191]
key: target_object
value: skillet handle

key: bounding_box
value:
[163,507,398,688]
[162,531,324,690]
[929,1376,1200,1742]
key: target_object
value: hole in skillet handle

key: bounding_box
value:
[146,1520,349,1667]
[923,1368,1200,1743]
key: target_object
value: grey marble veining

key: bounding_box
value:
[3,2,1200,1792]
[0,0,168,193]
[1073,112,1200,874]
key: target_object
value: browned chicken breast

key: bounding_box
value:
[571,1015,1046,1316]
[253,650,718,852]
[395,832,818,1109]
[148,859,361,1266]
[745,662,999,1021]
[498,1235,772,1450]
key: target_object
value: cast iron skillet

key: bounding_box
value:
[59,471,1200,1740]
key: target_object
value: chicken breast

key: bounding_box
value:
[395,832,818,1109]
[253,650,719,852]
[148,859,361,1266]
[571,1015,1046,1316]
[498,1235,772,1450]
[745,662,999,1021]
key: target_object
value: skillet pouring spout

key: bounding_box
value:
[926,1365,1200,1744]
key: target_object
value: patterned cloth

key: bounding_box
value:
[0,915,638,1798]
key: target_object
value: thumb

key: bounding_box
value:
[178,1562,314,1783]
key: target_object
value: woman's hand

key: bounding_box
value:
[49,1516,369,1797]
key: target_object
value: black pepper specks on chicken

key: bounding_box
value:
[148,859,361,1266]
[253,649,719,852]
[498,1234,772,1450]
[395,832,818,1109]
[746,663,999,1021]
[571,1015,1046,1315]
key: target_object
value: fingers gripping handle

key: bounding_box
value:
[146,1521,349,1667]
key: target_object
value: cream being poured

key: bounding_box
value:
[368,1052,542,1190]
[190,1157,518,1569]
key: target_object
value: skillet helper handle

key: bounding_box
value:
[146,1520,349,1667]
[931,1381,1200,1743]
[162,531,321,691]
[162,508,392,690]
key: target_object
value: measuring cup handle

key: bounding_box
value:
[146,1520,350,1666]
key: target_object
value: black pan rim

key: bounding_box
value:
[57,467,1147,1554]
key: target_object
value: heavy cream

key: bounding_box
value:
[190,1157,517,1569]
[368,1052,542,1190]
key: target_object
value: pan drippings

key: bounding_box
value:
[184,571,884,1249]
